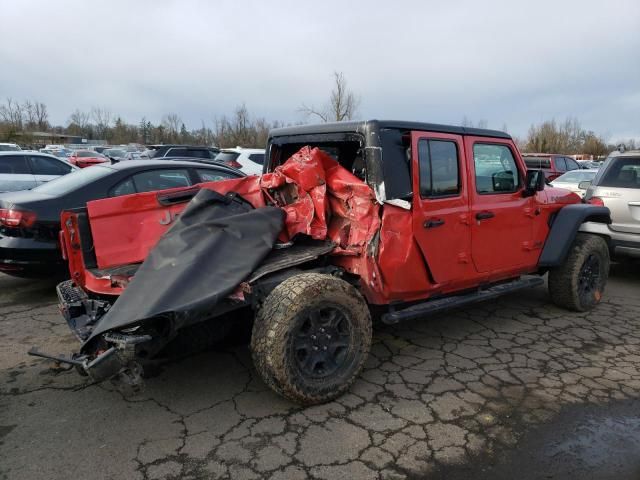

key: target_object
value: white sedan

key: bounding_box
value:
[550,169,599,198]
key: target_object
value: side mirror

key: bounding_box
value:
[524,170,545,197]
[578,180,592,190]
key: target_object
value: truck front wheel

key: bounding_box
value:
[251,273,372,405]
[548,233,610,312]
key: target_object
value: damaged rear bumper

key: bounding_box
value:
[29,280,150,386]
[56,280,112,341]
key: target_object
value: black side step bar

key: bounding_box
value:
[381,276,545,325]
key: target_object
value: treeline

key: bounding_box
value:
[463,116,635,158]
[0,99,285,148]
[0,96,636,156]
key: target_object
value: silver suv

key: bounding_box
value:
[581,151,640,258]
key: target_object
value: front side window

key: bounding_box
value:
[418,139,460,197]
[565,157,580,171]
[554,157,567,172]
[473,144,520,194]
[31,156,72,175]
[132,169,192,193]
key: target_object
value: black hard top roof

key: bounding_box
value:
[269,119,511,140]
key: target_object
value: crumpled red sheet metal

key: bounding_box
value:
[261,146,380,255]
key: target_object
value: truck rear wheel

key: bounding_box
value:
[548,233,609,312]
[251,273,372,405]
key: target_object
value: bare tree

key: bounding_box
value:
[68,109,91,131]
[0,98,24,131]
[34,102,49,130]
[300,71,360,122]
[91,106,112,138]
[162,113,182,142]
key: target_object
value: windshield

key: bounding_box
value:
[553,170,597,183]
[0,145,21,151]
[33,165,113,195]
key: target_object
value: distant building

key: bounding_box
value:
[15,131,107,147]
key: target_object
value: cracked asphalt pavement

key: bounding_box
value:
[1,262,639,480]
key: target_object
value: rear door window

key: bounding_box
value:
[418,139,460,197]
[132,169,192,193]
[30,156,72,175]
[0,155,31,174]
[554,157,567,172]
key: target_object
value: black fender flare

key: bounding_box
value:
[538,204,611,267]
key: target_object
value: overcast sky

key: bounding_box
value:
[1,0,638,140]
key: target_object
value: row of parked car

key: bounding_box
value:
[0,142,268,276]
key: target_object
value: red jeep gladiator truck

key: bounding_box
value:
[32,120,611,405]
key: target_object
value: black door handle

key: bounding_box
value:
[476,211,495,220]
[424,218,445,228]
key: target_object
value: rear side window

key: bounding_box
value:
[196,169,237,182]
[165,148,186,157]
[110,178,136,196]
[248,153,265,165]
[0,155,31,174]
[418,139,460,197]
[186,149,210,159]
[524,157,551,169]
[599,158,640,188]
[473,144,520,194]
[30,156,72,175]
[132,169,192,193]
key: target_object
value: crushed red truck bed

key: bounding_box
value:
[63,147,401,303]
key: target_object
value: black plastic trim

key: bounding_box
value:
[538,204,611,267]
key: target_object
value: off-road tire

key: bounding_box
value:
[251,273,372,405]
[548,233,609,312]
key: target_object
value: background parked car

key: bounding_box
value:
[523,153,581,181]
[215,147,265,175]
[549,169,599,198]
[0,152,76,193]
[0,160,244,277]
[583,152,640,259]
[68,150,110,168]
[143,145,220,160]
[577,160,601,169]
[0,143,22,152]
[102,148,127,162]
[123,151,142,160]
